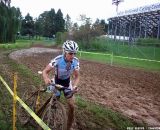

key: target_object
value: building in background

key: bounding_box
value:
[108,3,160,42]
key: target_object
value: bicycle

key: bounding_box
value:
[17,71,76,130]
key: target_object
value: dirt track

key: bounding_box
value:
[9,47,160,126]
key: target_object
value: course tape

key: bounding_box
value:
[0,75,51,130]
[79,51,160,63]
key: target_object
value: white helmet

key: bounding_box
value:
[63,40,79,53]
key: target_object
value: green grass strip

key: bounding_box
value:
[78,51,160,71]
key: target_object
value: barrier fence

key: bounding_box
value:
[13,73,17,130]
[0,74,51,130]
[79,51,160,63]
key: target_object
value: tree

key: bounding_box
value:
[47,8,56,37]
[21,13,34,39]
[100,19,108,33]
[55,9,65,33]
[70,15,106,49]
[65,14,72,32]
[37,9,56,38]
[38,11,49,37]
[0,2,22,43]
[35,12,57,39]
[15,7,22,32]
[8,7,21,42]
[91,19,106,37]
[34,18,42,39]
[72,14,92,47]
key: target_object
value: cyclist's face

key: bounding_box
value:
[65,52,76,61]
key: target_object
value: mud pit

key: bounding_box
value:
[10,47,160,126]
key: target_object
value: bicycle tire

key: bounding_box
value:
[40,100,67,130]
[17,89,37,125]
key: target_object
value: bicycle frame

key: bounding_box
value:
[36,95,52,117]
[27,87,62,118]
[28,89,53,117]
[18,71,68,129]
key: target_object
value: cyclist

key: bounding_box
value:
[42,40,80,130]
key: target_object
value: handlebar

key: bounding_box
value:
[51,83,64,90]
[39,84,63,92]
[37,71,78,97]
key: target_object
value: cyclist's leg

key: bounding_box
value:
[66,96,75,130]
[63,82,75,130]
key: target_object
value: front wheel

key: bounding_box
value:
[17,89,36,125]
[40,100,67,130]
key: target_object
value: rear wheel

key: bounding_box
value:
[41,100,67,130]
[17,89,37,125]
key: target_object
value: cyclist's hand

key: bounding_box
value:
[44,78,52,85]
[73,86,78,93]
[51,78,55,84]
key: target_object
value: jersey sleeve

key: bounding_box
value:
[49,59,56,67]
[74,57,80,70]
[49,55,61,67]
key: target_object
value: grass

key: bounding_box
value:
[0,90,12,130]
[108,43,160,61]
[0,40,31,49]
[0,81,34,130]
[113,56,160,71]
[77,51,160,71]
[0,39,56,49]
[82,38,160,61]
[11,63,41,85]
[76,96,137,130]
[78,51,111,63]
[77,38,160,72]
[0,50,41,130]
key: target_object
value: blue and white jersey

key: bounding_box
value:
[49,55,80,80]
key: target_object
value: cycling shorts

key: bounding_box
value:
[55,77,73,99]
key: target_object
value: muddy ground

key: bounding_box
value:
[9,47,160,127]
